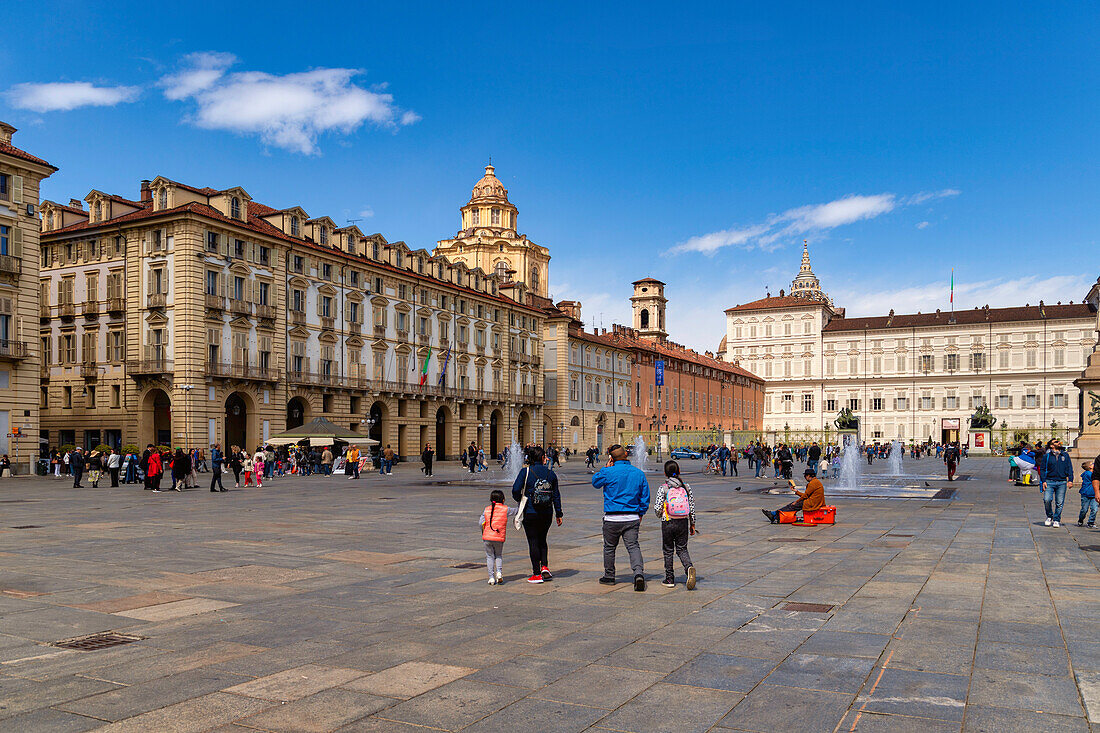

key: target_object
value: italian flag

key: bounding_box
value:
[950,269,954,304]
[419,348,432,387]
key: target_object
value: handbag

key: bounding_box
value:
[514,467,529,530]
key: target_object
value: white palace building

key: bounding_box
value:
[720,244,1098,445]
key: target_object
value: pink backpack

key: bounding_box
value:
[665,481,690,518]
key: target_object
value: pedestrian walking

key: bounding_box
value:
[171,448,190,492]
[592,444,650,591]
[653,460,697,589]
[106,448,121,487]
[480,489,519,585]
[512,445,563,584]
[421,443,434,476]
[87,450,102,488]
[382,445,395,475]
[147,448,163,491]
[252,448,265,488]
[1077,461,1095,528]
[69,447,85,488]
[210,443,226,492]
[944,442,960,481]
[1041,439,1073,527]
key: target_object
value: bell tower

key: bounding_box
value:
[631,278,668,340]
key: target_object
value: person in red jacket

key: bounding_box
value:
[479,490,518,585]
[147,450,164,492]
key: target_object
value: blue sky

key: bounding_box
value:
[3,2,1098,350]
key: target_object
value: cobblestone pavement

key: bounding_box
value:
[0,456,1097,731]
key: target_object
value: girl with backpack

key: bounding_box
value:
[653,460,697,590]
[511,446,563,584]
[479,490,519,585]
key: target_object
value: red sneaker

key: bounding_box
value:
[540,567,553,581]
[526,574,544,584]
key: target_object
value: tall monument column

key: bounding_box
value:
[1071,277,1100,462]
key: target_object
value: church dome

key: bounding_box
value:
[470,165,509,203]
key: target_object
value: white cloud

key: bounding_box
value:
[159,51,236,100]
[916,221,930,229]
[833,274,1094,318]
[6,82,140,112]
[907,189,960,205]
[670,189,960,256]
[159,53,419,154]
[358,207,375,219]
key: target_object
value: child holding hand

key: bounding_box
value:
[480,489,518,585]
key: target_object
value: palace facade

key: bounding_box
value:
[721,244,1098,445]
[38,169,545,458]
[541,300,635,452]
[0,123,56,474]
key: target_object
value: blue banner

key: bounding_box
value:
[655,360,665,386]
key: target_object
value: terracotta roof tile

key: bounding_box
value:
[0,140,57,170]
[725,295,829,313]
[600,327,763,382]
[43,185,543,314]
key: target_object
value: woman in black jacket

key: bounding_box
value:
[511,446,564,584]
[228,446,243,488]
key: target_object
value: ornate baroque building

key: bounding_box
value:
[435,165,550,298]
[721,243,1098,444]
[38,169,544,458]
[0,122,56,473]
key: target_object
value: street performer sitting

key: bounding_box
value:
[762,468,824,524]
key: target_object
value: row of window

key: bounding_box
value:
[42,383,123,410]
[775,392,1073,414]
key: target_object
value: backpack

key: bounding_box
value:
[529,472,554,507]
[665,480,690,518]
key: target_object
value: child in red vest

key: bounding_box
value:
[480,490,519,585]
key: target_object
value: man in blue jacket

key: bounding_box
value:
[592,444,650,591]
[1041,439,1074,527]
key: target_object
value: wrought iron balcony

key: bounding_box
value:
[147,293,166,309]
[0,339,29,361]
[255,303,276,320]
[205,293,225,311]
[106,297,125,314]
[0,253,20,277]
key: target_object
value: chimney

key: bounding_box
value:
[140,180,152,203]
[0,122,15,145]
[68,198,83,210]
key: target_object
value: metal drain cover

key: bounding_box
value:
[784,602,834,613]
[51,632,145,651]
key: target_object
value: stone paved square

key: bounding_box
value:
[0,456,1098,731]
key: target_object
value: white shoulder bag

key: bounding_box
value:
[514,467,530,530]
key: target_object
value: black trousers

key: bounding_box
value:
[777,498,805,513]
[523,511,553,575]
[423,458,433,476]
[72,468,83,487]
[109,467,119,487]
[661,518,693,580]
[210,468,224,490]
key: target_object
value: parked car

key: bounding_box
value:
[670,448,702,460]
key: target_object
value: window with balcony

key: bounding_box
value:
[257,281,269,305]
[945,353,959,371]
[205,271,218,296]
[321,296,332,318]
[921,354,933,372]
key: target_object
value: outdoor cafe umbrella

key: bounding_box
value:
[266,417,379,447]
